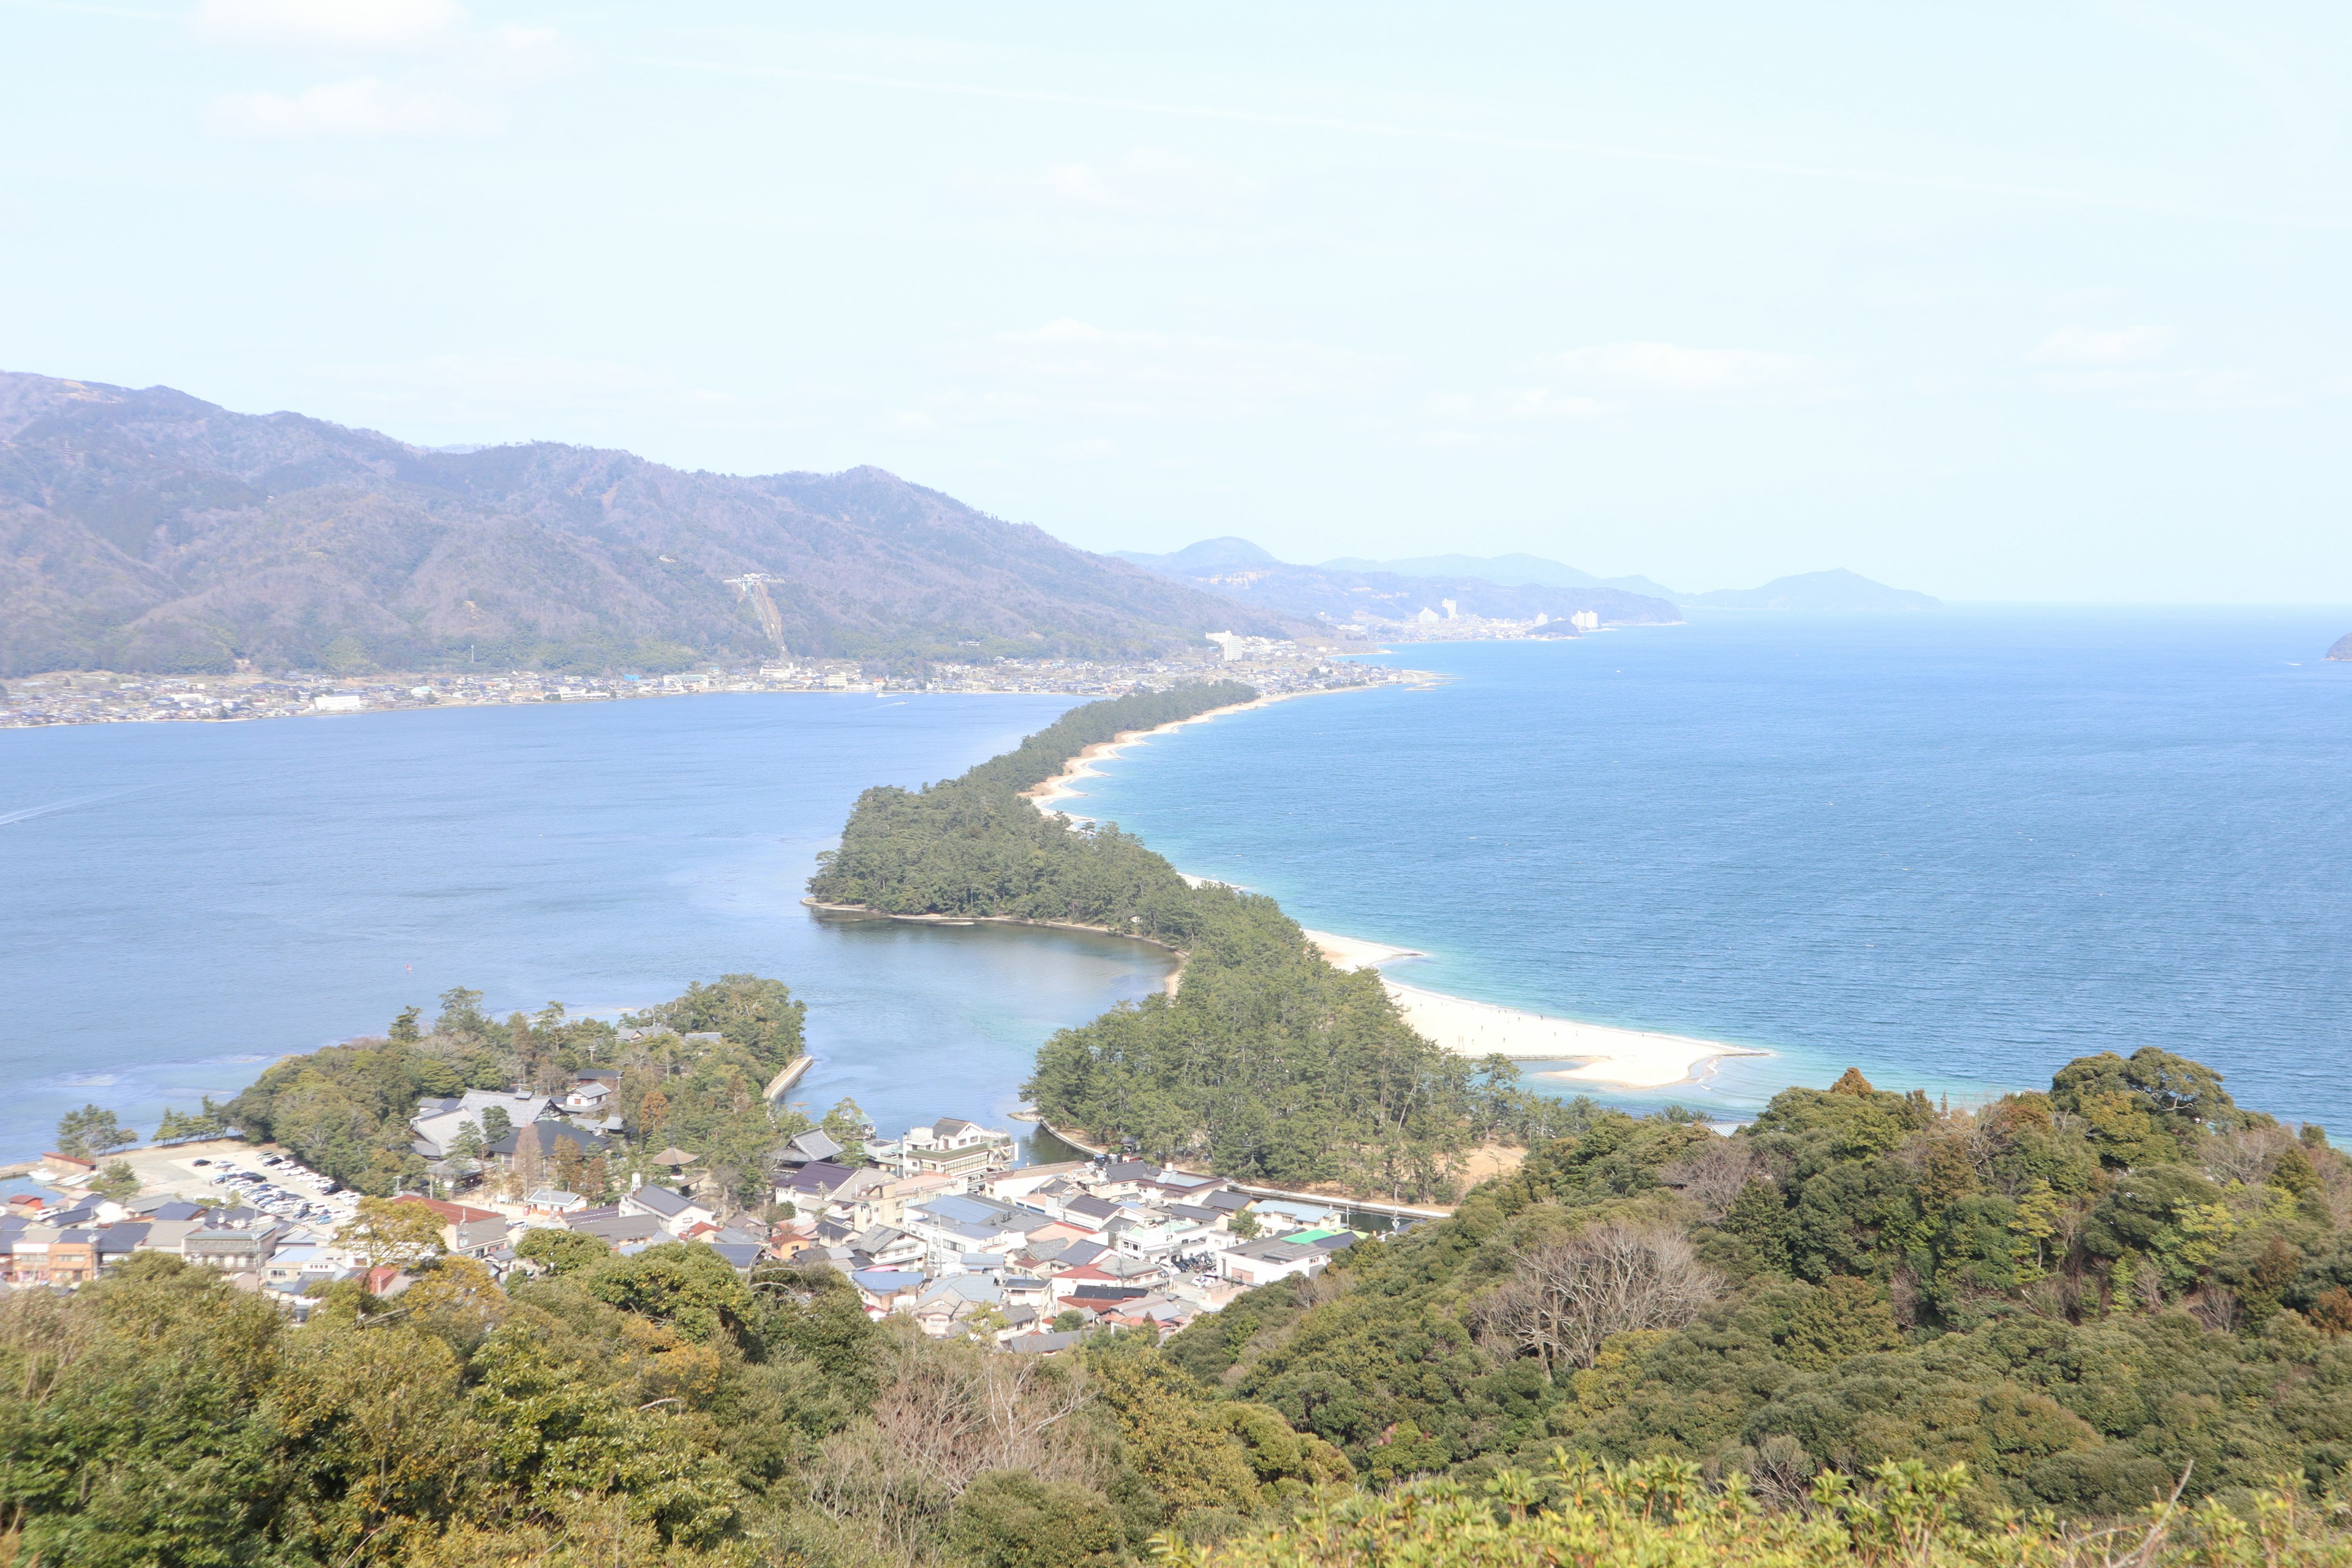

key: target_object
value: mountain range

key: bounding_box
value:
[0,372,1296,677]
[1107,538,1684,628]
[1112,540,1939,622]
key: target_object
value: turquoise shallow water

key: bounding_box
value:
[1071,608,2352,1128]
[0,693,1171,1162]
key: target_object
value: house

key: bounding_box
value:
[1006,1330,1082,1355]
[978,1162,1089,1203]
[773,1129,843,1169]
[186,1226,283,1273]
[777,1159,864,1208]
[488,1121,609,1170]
[393,1196,511,1257]
[850,1267,929,1316]
[563,1205,666,1248]
[1054,1194,1121,1233]
[409,1091,562,1159]
[621,1183,718,1237]
[836,1171,954,1232]
[910,1275,1003,1337]
[873,1117,1015,1180]
[558,1077,619,1120]
[526,1188,587,1216]
[900,1193,1053,1266]
[1216,1236,1332,1286]
[846,1225,925,1270]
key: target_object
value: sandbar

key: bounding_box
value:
[1306,929,1763,1091]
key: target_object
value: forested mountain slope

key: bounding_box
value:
[1164,1052,2352,1518]
[0,371,1294,675]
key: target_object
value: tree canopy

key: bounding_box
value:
[811,684,1578,1200]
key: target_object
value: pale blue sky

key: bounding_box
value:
[4,2,2348,600]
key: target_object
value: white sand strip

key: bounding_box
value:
[1027,696,1281,813]
[1306,929,1763,1091]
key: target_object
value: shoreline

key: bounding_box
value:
[1308,930,1763,1091]
[1022,682,1395,815]
[1012,687,1766,1096]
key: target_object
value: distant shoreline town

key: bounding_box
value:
[0,646,1450,729]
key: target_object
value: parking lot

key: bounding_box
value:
[102,1138,362,1227]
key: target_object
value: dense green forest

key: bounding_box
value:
[809,684,1580,1200]
[20,1050,2352,1566]
[222,975,807,1202]
[1158,1051,2352,1525]
[0,1242,1355,1567]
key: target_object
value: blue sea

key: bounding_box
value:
[0,694,1167,1162]
[3,606,2347,1161]
[1072,608,2352,1128]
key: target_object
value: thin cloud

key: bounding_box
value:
[922,318,1393,421]
[1548,341,1833,400]
[192,0,467,53]
[963,148,1264,222]
[2026,324,2173,366]
[206,77,500,137]
[1422,388,1616,423]
[635,56,2352,234]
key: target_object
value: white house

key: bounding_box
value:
[621,1183,719,1237]
[1216,1237,1333,1287]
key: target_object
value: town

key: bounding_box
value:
[0,644,1433,729]
[1,1083,1399,1353]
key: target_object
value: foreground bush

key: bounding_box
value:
[1164,1452,2352,1567]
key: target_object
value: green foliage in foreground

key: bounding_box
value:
[221,974,805,1196]
[809,685,1580,1200]
[0,1251,1346,1567]
[1170,1451,2352,1568]
[53,1102,135,1159]
[1160,1050,2352,1521]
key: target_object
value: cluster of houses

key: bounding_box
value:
[764,1118,1372,1351]
[4,1093,1388,1352]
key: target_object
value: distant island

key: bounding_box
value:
[2331,632,2351,661]
[0,370,1302,677]
[1316,549,1937,611]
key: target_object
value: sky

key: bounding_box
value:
[2,2,2349,601]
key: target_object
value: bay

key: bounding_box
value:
[0,692,1176,1163]
[1071,607,2352,1129]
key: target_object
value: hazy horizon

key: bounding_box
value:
[5,3,2350,603]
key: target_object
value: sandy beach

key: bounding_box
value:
[1021,692,1759,1095]
[1306,929,1762,1091]
[1025,690,1313,815]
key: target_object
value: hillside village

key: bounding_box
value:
[2,1072,1380,1351]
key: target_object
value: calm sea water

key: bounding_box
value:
[1074,608,2352,1129]
[6,609,2347,1163]
[0,693,1175,1163]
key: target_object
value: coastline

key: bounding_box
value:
[1022,682,1381,815]
[1019,685,1765,1095]
[1308,931,1763,1091]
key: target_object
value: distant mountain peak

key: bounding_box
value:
[2329,632,2352,662]
[1111,537,1280,573]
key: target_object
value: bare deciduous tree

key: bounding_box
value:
[1469,1221,1719,1380]
[1658,1139,1758,1221]
[2203,1125,2295,1190]
[802,1329,1102,1564]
